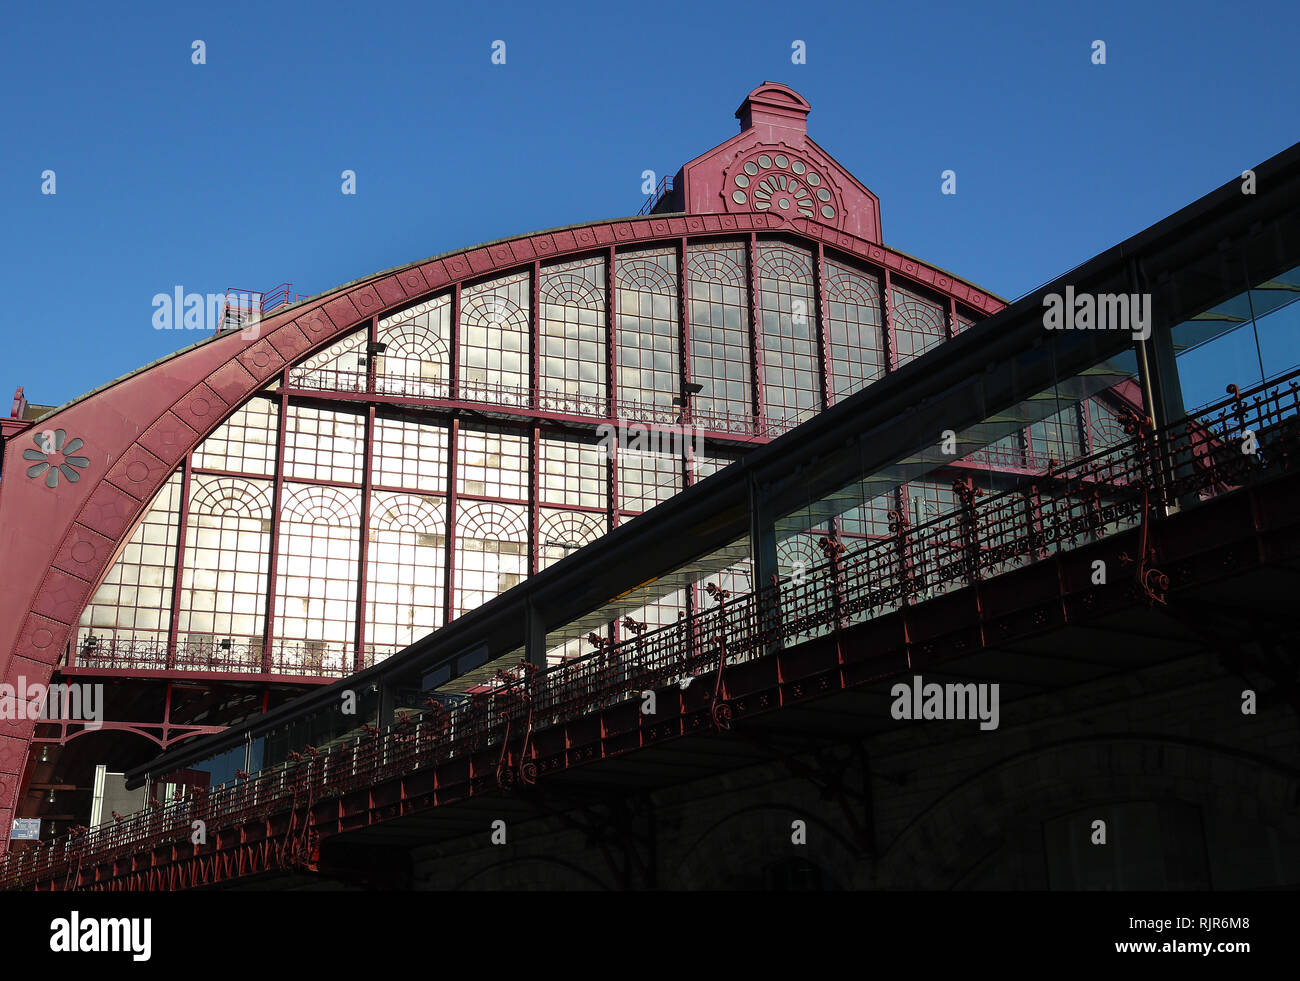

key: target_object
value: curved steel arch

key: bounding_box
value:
[0,213,1002,844]
[40,721,224,751]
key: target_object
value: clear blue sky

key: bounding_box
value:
[3,0,1297,410]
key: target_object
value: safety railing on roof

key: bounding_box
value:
[637,176,674,216]
[8,368,1300,889]
[221,284,308,330]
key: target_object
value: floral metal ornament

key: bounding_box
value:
[23,429,89,488]
[727,150,838,221]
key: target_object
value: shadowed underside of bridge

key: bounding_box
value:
[19,444,1300,890]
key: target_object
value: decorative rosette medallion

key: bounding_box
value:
[725,149,840,221]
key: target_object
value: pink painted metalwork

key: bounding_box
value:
[0,84,1006,849]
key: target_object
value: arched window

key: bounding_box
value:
[756,243,820,429]
[825,259,884,402]
[615,247,680,420]
[539,257,606,414]
[688,243,753,426]
[461,270,530,406]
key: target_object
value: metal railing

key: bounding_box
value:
[284,364,798,438]
[637,176,674,216]
[283,362,838,443]
[8,369,1299,889]
[71,637,376,678]
[222,284,308,330]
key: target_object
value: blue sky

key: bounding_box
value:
[2,0,1297,410]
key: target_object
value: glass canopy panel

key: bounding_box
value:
[615,247,680,422]
[1173,263,1300,411]
[539,257,606,415]
[460,270,530,407]
[1252,265,1300,378]
[533,538,749,676]
[687,243,753,427]
[756,243,820,431]
[773,342,1145,624]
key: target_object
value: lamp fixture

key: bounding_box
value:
[359,341,388,367]
[673,382,705,406]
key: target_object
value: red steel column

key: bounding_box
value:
[354,404,376,674]
[678,237,695,487]
[608,437,618,533]
[882,268,898,373]
[678,237,691,426]
[680,237,701,618]
[747,233,765,432]
[449,284,461,401]
[1081,398,1096,457]
[529,423,539,577]
[606,246,619,533]
[352,316,379,673]
[165,453,192,669]
[261,370,291,673]
[443,417,459,625]
[530,261,541,411]
[814,242,832,411]
[605,247,617,420]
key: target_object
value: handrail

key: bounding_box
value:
[284,364,830,441]
[222,283,308,323]
[637,176,674,216]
